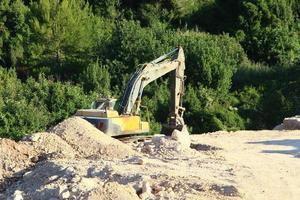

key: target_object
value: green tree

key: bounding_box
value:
[0,67,95,140]
[238,0,300,65]
[27,0,107,78]
[80,60,111,95]
[0,0,30,68]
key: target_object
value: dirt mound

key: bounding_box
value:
[23,132,76,159]
[50,117,136,159]
[0,139,37,181]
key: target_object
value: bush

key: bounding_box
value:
[0,67,95,140]
[176,32,246,93]
[0,99,49,139]
[107,20,245,94]
[235,86,263,129]
[80,60,111,95]
[234,63,300,129]
[184,85,245,133]
[238,0,300,65]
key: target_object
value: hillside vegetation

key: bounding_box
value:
[0,0,300,139]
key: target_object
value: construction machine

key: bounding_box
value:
[75,47,186,136]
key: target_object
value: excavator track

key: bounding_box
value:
[116,135,153,144]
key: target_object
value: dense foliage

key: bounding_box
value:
[0,0,299,139]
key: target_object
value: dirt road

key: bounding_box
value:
[193,130,300,200]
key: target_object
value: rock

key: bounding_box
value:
[274,116,300,130]
[139,180,155,199]
[48,175,59,182]
[139,192,153,200]
[59,185,70,199]
[137,158,144,165]
[273,124,284,130]
[171,126,190,149]
[71,175,81,183]
[13,190,23,200]
[60,190,70,199]
[152,184,163,194]
[175,144,182,152]
[178,188,185,193]
[283,117,300,130]
[71,187,78,193]
[142,181,152,194]
[133,156,144,165]
[23,170,32,178]
[30,156,39,163]
[159,137,167,145]
[168,190,175,197]
[29,134,40,142]
[143,145,154,154]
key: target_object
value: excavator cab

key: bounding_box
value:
[91,98,117,110]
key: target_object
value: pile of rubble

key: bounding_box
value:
[0,139,38,182]
[136,127,192,158]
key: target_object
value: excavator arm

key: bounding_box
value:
[118,47,186,134]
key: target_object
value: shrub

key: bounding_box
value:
[0,67,95,140]
[108,20,245,95]
[176,32,246,93]
[184,85,245,133]
[80,60,111,95]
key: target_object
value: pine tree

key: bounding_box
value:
[27,0,105,78]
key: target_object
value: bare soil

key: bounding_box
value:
[1,117,300,200]
[194,130,300,200]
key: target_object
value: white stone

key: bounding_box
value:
[60,190,70,199]
[171,126,190,149]
[142,181,152,194]
[136,157,144,165]
[13,190,23,200]
[29,134,40,142]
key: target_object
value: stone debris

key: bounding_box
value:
[13,190,24,200]
[0,139,37,181]
[273,116,300,130]
[171,126,191,149]
[139,128,192,158]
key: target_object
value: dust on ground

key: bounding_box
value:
[194,130,300,200]
[1,117,300,200]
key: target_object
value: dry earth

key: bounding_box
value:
[194,130,300,200]
[1,117,300,200]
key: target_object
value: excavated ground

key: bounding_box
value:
[1,117,300,200]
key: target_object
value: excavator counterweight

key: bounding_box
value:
[75,47,186,136]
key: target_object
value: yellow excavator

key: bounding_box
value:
[75,47,186,136]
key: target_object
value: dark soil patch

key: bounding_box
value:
[190,143,222,151]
